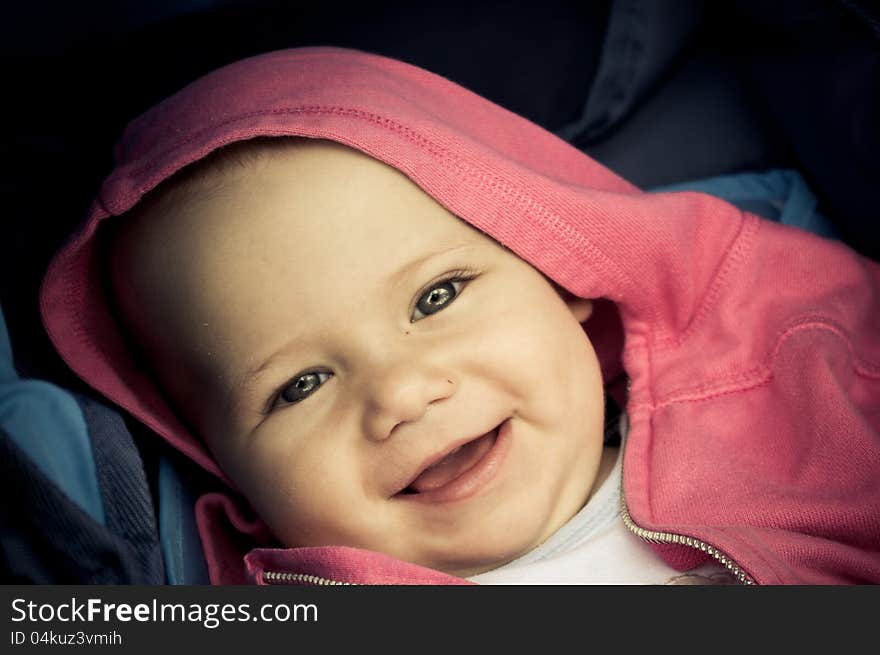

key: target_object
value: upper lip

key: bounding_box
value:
[390,419,506,497]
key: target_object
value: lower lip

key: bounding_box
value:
[400,418,513,505]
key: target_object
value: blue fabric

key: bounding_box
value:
[159,456,210,584]
[1,424,158,583]
[0,305,105,525]
[651,169,843,240]
[75,394,165,583]
[0,304,184,583]
[0,305,163,583]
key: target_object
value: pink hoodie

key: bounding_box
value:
[40,46,880,585]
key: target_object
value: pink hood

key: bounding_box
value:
[41,46,880,585]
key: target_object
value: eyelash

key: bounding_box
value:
[410,268,480,321]
[266,268,480,412]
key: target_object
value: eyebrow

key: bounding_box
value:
[232,242,474,408]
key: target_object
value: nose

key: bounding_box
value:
[362,356,457,442]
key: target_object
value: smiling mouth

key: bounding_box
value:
[394,419,510,502]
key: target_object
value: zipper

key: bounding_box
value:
[262,508,756,586]
[617,386,755,585]
[263,570,355,585]
[619,486,756,585]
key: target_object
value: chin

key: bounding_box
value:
[425,539,535,578]
[429,558,498,578]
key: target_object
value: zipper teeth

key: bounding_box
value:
[263,570,355,586]
[263,517,757,586]
[619,494,756,585]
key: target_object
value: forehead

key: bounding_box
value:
[122,139,486,290]
[199,139,475,251]
[189,140,487,300]
[113,139,496,395]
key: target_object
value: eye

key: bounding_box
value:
[273,370,332,409]
[411,276,469,321]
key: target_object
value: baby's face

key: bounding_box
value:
[114,139,607,576]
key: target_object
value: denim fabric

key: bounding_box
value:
[0,305,163,582]
[0,305,104,525]
[76,394,164,583]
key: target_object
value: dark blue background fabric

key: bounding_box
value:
[0,305,105,525]
[0,422,164,584]
[76,394,165,584]
[1,304,164,584]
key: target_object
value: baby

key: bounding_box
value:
[107,136,614,579]
[40,46,880,585]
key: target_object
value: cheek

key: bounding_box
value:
[481,283,594,383]
[225,426,363,546]
[487,288,604,439]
